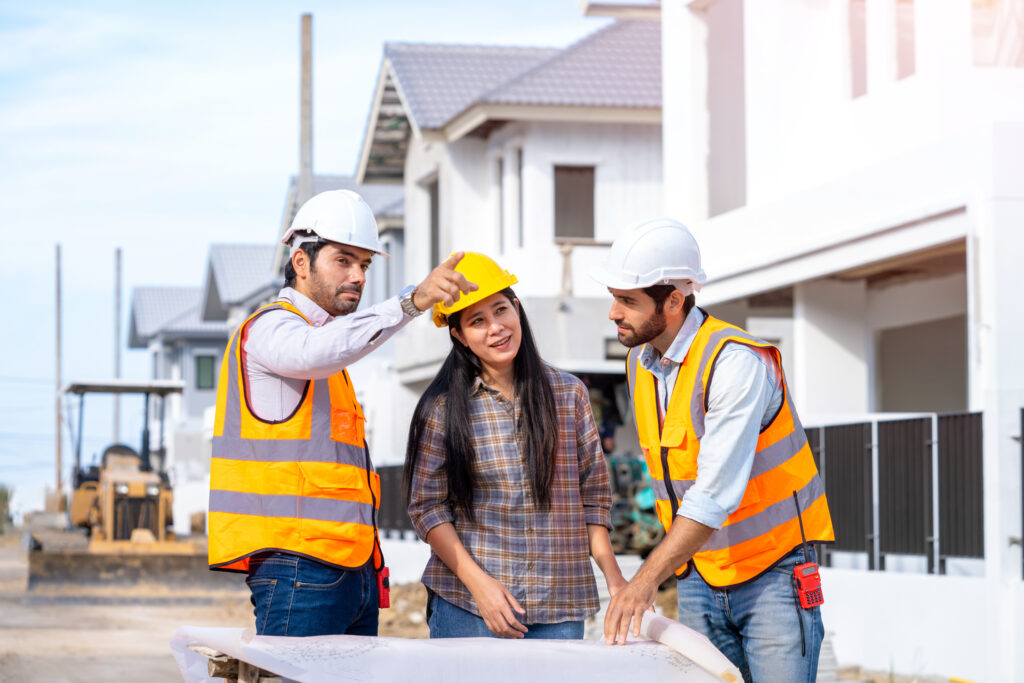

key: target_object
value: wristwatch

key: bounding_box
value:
[399,285,424,318]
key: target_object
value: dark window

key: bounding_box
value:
[553,165,595,240]
[428,178,440,266]
[496,158,505,252]
[517,148,525,248]
[195,355,215,390]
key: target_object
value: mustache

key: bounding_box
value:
[613,319,633,331]
[335,284,363,295]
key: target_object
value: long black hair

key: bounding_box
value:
[403,288,557,519]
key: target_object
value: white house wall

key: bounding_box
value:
[503,121,663,300]
[397,120,661,378]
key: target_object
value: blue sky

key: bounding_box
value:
[0,1,611,517]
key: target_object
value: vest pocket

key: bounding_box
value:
[297,463,365,541]
[330,408,365,444]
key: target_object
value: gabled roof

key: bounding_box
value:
[481,20,661,109]
[128,287,230,348]
[201,244,281,322]
[358,19,660,182]
[385,44,560,131]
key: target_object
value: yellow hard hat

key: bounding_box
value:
[432,252,519,327]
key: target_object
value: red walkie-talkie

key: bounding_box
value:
[792,492,824,609]
[377,565,391,608]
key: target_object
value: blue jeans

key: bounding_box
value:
[427,592,584,639]
[246,552,379,637]
[676,547,823,683]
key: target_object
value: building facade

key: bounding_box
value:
[658,1,1024,679]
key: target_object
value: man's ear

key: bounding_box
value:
[666,288,687,316]
[291,249,309,281]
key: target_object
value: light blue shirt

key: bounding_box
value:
[639,307,784,529]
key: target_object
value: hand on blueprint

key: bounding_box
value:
[603,576,657,645]
[466,573,528,639]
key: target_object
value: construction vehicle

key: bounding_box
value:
[28,380,238,593]
[64,380,183,548]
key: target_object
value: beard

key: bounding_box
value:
[309,270,362,316]
[616,310,666,348]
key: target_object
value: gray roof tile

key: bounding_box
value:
[129,287,229,348]
[484,20,660,108]
[385,44,560,130]
[207,244,279,305]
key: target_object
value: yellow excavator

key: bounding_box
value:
[28,380,236,593]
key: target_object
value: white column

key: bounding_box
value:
[661,0,709,222]
[792,278,870,417]
[976,122,1024,680]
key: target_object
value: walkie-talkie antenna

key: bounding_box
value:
[792,491,812,565]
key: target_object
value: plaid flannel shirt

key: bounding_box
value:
[408,366,613,624]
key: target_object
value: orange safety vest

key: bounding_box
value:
[626,313,834,587]
[208,301,381,573]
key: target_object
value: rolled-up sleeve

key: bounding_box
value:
[574,382,612,529]
[677,345,774,529]
[407,398,455,540]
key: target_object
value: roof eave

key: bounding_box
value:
[443,103,661,142]
[581,2,661,20]
[357,58,417,184]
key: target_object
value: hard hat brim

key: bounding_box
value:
[588,262,706,290]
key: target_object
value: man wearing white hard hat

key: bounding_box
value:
[592,219,834,683]
[207,189,476,637]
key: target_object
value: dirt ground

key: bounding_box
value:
[0,529,700,682]
[0,531,436,682]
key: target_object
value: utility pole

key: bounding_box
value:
[54,244,63,512]
[298,13,313,206]
[113,248,122,444]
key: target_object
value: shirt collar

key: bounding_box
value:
[638,306,706,373]
[277,287,333,328]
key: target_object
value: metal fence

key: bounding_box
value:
[377,411,992,575]
[807,412,984,573]
[376,464,415,537]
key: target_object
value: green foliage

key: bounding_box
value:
[0,483,12,530]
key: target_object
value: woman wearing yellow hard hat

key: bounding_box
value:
[404,252,626,640]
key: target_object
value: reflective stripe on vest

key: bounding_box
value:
[207,301,380,573]
[626,312,834,587]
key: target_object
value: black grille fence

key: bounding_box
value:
[810,412,985,574]
[376,465,415,537]
[375,413,990,575]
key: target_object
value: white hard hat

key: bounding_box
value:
[589,218,706,291]
[281,189,388,256]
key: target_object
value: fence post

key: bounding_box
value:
[928,414,940,574]
[869,421,880,571]
[819,426,829,567]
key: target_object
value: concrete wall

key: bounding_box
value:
[821,568,1023,682]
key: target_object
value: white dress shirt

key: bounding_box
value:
[638,307,784,529]
[242,287,412,421]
